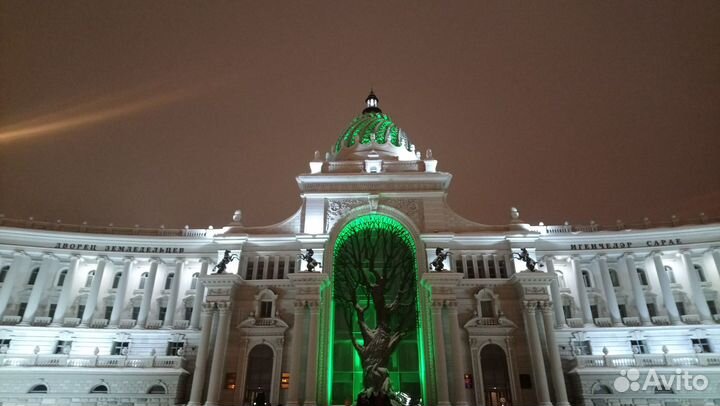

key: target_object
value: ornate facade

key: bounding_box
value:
[0,93,718,406]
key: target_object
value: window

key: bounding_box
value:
[112,272,122,289]
[695,265,706,283]
[480,300,494,317]
[573,340,592,355]
[454,259,463,273]
[647,303,657,317]
[590,305,599,319]
[90,384,109,393]
[166,341,184,356]
[104,306,113,320]
[609,269,620,287]
[691,338,711,353]
[477,259,485,277]
[676,301,686,316]
[488,259,496,278]
[556,271,566,288]
[132,306,140,320]
[259,301,273,318]
[0,265,8,283]
[147,384,166,394]
[185,307,193,321]
[618,304,627,318]
[28,384,48,393]
[54,340,72,354]
[245,261,254,280]
[631,339,648,354]
[498,259,508,278]
[28,267,40,285]
[164,273,174,290]
[190,272,199,289]
[18,302,27,317]
[708,300,718,315]
[111,341,129,355]
[582,270,592,288]
[159,306,167,321]
[48,303,57,319]
[56,269,67,287]
[288,260,295,274]
[637,268,648,286]
[277,261,285,279]
[268,259,275,278]
[465,259,474,278]
[85,271,95,288]
[256,259,265,279]
[562,304,572,320]
[139,272,148,289]
[0,338,11,353]
[665,266,676,284]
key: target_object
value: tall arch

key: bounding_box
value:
[244,344,274,405]
[480,344,512,406]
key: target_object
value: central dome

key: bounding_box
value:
[329,91,419,162]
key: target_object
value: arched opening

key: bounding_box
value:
[28,384,48,393]
[330,214,422,405]
[480,344,512,406]
[244,344,273,406]
[90,384,108,393]
[56,269,68,287]
[28,267,40,285]
[112,272,122,289]
[591,383,612,406]
[190,272,199,289]
[147,384,167,394]
[85,271,95,288]
[139,272,149,289]
[665,266,676,284]
[164,273,174,290]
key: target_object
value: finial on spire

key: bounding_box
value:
[362,89,382,114]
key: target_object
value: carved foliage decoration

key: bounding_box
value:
[325,199,365,233]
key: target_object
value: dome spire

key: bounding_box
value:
[362,89,382,114]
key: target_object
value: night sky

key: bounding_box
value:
[1,2,719,230]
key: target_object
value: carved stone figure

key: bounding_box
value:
[213,250,239,274]
[514,248,538,272]
[298,249,320,272]
[429,248,451,271]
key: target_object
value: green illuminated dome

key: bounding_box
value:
[330,91,419,162]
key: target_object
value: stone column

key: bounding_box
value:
[712,248,720,279]
[596,255,622,326]
[543,256,567,328]
[205,302,232,406]
[505,253,516,276]
[481,255,490,278]
[188,303,215,406]
[0,251,30,318]
[136,258,160,328]
[540,302,570,406]
[51,255,82,326]
[681,250,713,323]
[304,301,320,406]
[80,256,108,327]
[521,301,552,406]
[108,257,133,327]
[571,256,593,325]
[623,253,651,325]
[431,301,451,406]
[190,259,211,330]
[447,301,469,406]
[21,253,60,325]
[163,258,184,328]
[651,252,681,324]
[287,301,306,406]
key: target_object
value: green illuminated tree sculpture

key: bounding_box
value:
[334,216,418,404]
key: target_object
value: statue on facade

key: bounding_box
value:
[429,248,451,271]
[213,250,239,274]
[514,248,538,272]
[298,248,320,272]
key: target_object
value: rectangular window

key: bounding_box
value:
[268,259,275,279]
[466,259,474,278]
[477,259,485,277]
[573,340,592,355]
[104,306,113,320]
[630,339,648,354]
[707,300,717,315]
[166,341,184,356]
[618,304,627,319]
[76,305,85,319]
[0,338,11,351]
[676,302,686,316]
[132,306,140,320]
[48,303,57,319]
[159,306,167,321]
[54,340,72,354]
[225,372,237,390]
[288,260,296,274]
[455,259,463,273]
[647,303,657,317]
[480,301,494,317]
[185,307,193,321]
[245,261,254,280]
[277,260,285,279]
[590,305,599,320]
[111,341,130,355]
[562,305,572,320]
[17,302,27,317]
[498,259,507,278]
[256,259,265,280]
[488,259,496,278]
[691,338,711,353]
[260,301,273,318]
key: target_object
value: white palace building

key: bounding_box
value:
[0,93,719,406]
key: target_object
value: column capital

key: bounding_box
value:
[540,255,555,263]
[199,257,214,265]
[431,300,444,309]
[539,301,554,314]
[149,257,163,265]
[522,300,538,313]
[217,302,232,312]
[445,299,458,309]
[96,255,110,262]
[294,300,306,309]
[649,250,663,259]
[710,247,720,254]
[621,252,635,260]
[42,252,59,261]
[595,253,608,262]
[201,303,215,313]
[174,257,186,265]
[569,255,581,262]
[13,250,28,258]
[679,249,693,257]
[122,256,135,264]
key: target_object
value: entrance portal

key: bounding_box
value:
[244,344,273,405]
[480,344,512,406]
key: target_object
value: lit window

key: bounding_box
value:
[111,341,129,355]
[54,340,72,355]
[166,341,184,356]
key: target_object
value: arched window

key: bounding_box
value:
[56,269,68,287]
[90,384,108,394]
[0,265,10,283]
[85,271,95,288]
[190,272,199,289]
[664,266,676,284]
[555,270,566,288]
[112,272,122,289]
[28,267,40,285]
[695,265,706,283]
[28,384,48,393]
[637,268,648,286]
[480,299,494,317]
[582,270,593,288]
[164,273,174,290]
[139,272,148,289]
[147,384,166,394]
[609,269,620,287]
